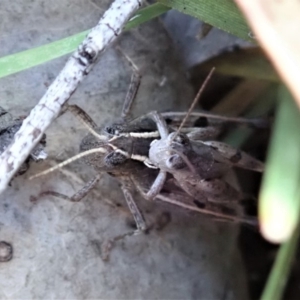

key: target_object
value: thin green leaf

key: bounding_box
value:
[261,220,300,300]
[0,3,169,78]
[158,0,253,41]
[259,86,300,243]
[125,3,170,30]
[0,31,89,78]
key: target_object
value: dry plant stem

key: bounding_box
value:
[0,0,142,194]
[234,0,300,108]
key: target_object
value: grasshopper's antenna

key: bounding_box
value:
[171,67,215,142]
[29,148,108,180]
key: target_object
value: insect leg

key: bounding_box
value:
[67,104,98,129]
[127,111,170,200]
[120,179,147,231]
[145,170,167,200]
[130,169,167,202]
[100,229,142,261]
[38,175,100,202]
[67,104,108,141]
[116,46,142,120]
[99,178,147,262]
[58,104,107,142]
[147,111,169,139]
[122,72,141,120]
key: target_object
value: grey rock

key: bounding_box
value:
[0,1,249,299]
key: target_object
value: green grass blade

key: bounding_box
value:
[260,220,300,300]
[259,86,300,243]
[0,3,169,78]
[0,31,89,78]
[125,3,170,30]
[158,0,252,41]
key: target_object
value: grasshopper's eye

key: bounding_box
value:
[104,124,123,136]
[166,154,184,169]
[104,126,115,135]
[174,133,190,146]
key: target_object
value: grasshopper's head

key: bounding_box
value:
[149,132,193,171]
[30,127,131,180]
[103,123,125,137]
[79,130,112,169]
[80,129,136,172]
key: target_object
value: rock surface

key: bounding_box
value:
[0,1,249,299]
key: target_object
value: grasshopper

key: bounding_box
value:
[146,112,264,204]
[31,93,262,231]
[31,103,259,239]
[140,71,264,212]
[30,58,264,248]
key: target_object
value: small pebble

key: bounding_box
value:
[0,241,13,262]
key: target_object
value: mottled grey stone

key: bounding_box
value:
[0,1,249,299]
